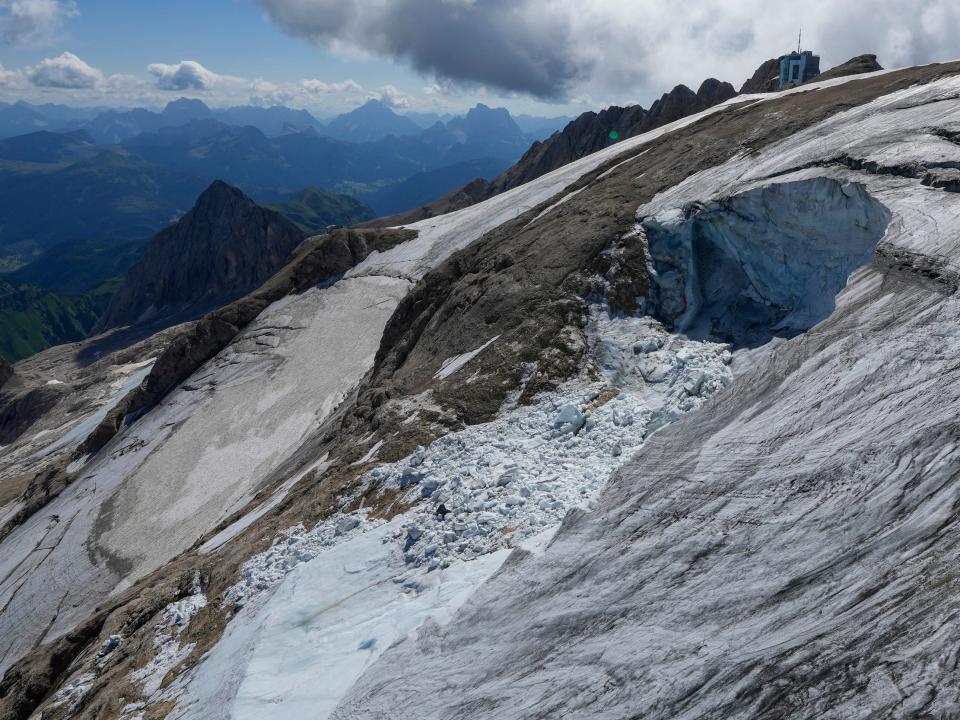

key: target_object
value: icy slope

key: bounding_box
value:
[167,308,732,720]
[0,83,760,680]
[334,73,960,718]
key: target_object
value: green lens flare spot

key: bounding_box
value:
[609,130,619,140]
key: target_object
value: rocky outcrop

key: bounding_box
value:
[368,79,737,227]
[740,57,783,93]
[95,181,304,332]
[0,381,65,445]
[0,357,12,389]
[497,79,737,195]
[818,54,884,82]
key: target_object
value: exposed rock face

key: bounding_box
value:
[368,79,737,227]
[818,54,884,82]
[742,54,884,94]
[0,356,12,388]
[0,381,65,445]
[740,57,783,93]
[95,181,304,332]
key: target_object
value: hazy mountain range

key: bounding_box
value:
[0,97,569,144]
[0,98,568,257]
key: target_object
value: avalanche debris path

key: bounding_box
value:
[168,308,733,719]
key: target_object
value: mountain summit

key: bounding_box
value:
[160,97,215,123]
[324,99,422,143]
[95,180,303,331]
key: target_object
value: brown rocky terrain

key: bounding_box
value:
[816,53,884,82]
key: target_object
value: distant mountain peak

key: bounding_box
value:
[161,97,214,121]
[464,103,509,119]
[95,180,304,331]
[325,98,422,142]
[163,97,212,112]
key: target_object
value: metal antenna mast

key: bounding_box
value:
[797,28,802,54]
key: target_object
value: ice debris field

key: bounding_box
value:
[167,306,734,719]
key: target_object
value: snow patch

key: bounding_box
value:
[128,583,207,702]
[350,441,384,466]
[49,672,95,711]
[199,454,331,555]
[434,335,500,380]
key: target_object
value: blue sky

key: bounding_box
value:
[1,0,959,117]
[5,1,398,88]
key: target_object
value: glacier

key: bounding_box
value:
[332,71,960,719]
[4,62,960,720]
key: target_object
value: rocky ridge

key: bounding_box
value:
[369,79,738,227]
[377,54,886,229]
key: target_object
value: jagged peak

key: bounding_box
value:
[162,97,213,114]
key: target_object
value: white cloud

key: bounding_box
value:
[147,60,222,91]
[423,80,456,97]
[302,78,364,95]
[0,54,390,113]
[0,0,76,46]
[256,0,960,101]
[374,83,411,108]
[29,51,102,88]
